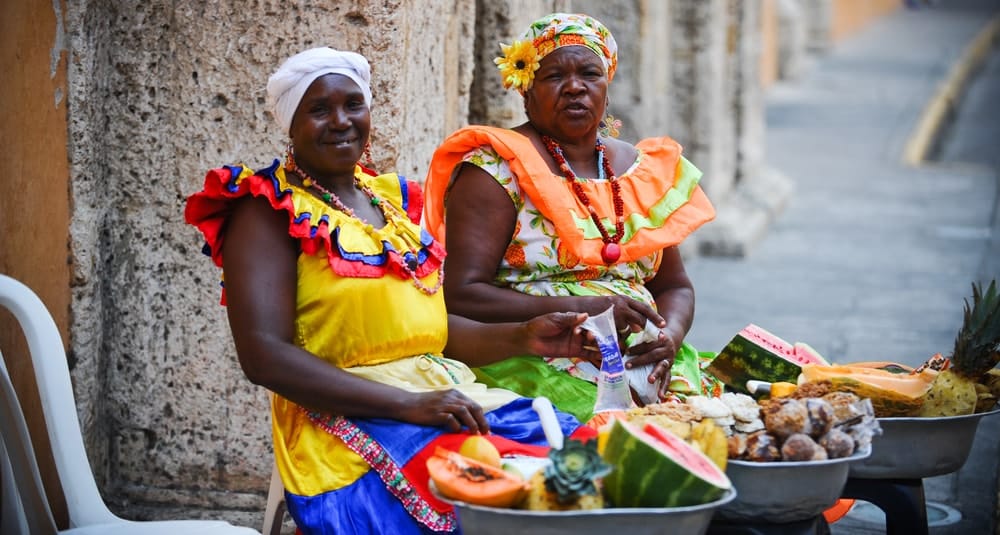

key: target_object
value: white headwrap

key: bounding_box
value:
[266,47,372,135]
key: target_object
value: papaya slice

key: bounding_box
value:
[847,361,916,374]
[800,364,938,416]
[427,447,530,508]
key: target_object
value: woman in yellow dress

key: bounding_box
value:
[185,47,598,534]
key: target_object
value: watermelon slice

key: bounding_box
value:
[706,324,830,393]
[602,419,731,508]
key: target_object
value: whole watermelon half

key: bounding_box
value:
[602,419,732,508]
[706,324,830,393]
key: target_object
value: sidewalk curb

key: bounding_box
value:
[902,15,1000,166]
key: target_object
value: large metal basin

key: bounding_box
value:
[848,406,999,479]
[716,446,871,524]
[431,483,735,535]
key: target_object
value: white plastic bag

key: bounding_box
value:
[581,306,633,414]
[625,320,665,405]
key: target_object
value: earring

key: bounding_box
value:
[284,143,296,170]
[599,114,622,138]
[362,142,376,171]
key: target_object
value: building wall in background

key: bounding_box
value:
[0,0,903,529]
[832,0,902,41]
[0,0,71,526]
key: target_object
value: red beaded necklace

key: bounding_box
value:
[284,156,444,295]
[542,135,625,264]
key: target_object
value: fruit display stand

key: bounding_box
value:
[430,482,736,535]
[841,406,1000,535]
[848,407,998,479]
[715,447,871,525]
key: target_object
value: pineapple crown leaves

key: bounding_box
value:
[543,438,612,504]
[951,279,1000,378]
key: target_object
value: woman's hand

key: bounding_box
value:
[578,295,665,338]
[625,331,679,400]
[522,311,601,361]
[398,390,490,434]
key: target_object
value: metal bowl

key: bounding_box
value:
[848,406,1000,479]
[716,446,871,524]
[430,482,736,535]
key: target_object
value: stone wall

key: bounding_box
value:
[1,0,907,530]
[48,0,833,529]
[469,0,569,127]
[694,0,795,257]
[63,0,477,526]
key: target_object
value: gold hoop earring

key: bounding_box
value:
[363,142,376,171]
[284,143,296,169]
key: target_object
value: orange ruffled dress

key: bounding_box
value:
[424,126,724,422]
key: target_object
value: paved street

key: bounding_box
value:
[685,1,1000,533]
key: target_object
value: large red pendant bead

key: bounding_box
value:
[601,242,621,264]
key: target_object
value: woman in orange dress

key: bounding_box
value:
[424,13,724,423]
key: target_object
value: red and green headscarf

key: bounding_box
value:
[494,13,618,93]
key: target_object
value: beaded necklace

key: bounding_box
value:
[542,135,624,264]
[284,157,444,295]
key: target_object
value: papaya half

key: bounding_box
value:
[799,364,938,417]
[426,447,530,508]
[847,361,916,374]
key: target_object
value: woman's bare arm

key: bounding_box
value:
[443,162,657,331]
[221,196,489,432]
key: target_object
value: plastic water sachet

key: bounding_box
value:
[624,320,665,405]
[582,306,633,414]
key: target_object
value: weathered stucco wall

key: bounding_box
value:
[831,0,901,41]
[63,0,477,526]
[573,0,674,144]
[4,0,894,530]
[61,1,781,527]
[469,0,569,127]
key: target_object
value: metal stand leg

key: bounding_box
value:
[841,478,928,535]
[706,515,830,535]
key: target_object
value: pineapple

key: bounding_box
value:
[920,370,978,416]
[983,369,1000,400]
[689,419,729,471]
[974,382,997,413]
[920,280,1000,416]
[524,439,611,511]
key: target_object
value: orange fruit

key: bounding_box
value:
[770,382,798,398]
[459,435,502,468]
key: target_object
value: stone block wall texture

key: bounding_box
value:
[573,0,674,144]
[63,0,476,525]
[831,0,901,41]
[777,0,809,80]
[36,0,856,528]
[802,0,835,51]
[468,0,569,128]
[2,0,902,528]
[58,1,762,527]
[733,0,767,182]
[668,0,735,204]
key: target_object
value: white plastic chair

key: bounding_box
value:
[0,274,260,534]
[261,463,286,535]
[261,388,288,535]
[1,349,39,534]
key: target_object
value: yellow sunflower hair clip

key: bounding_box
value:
[494,39,541,92]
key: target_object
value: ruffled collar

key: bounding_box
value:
[187,159,446,283]
[424,126,715,265]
